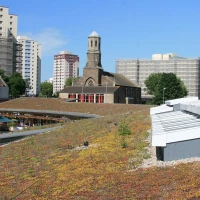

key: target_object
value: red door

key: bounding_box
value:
[69,94,76,98]
[88,94,94,103]
[97,94,104,103]
[79,94,85,102]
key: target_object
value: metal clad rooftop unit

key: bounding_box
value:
[151,97,200,161]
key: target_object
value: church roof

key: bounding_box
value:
[104,72,140,88]
[0,75,7,87]
[89,31,99,37]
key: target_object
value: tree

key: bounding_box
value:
[40,82,53,97]
[144,73,162,95]
[7,72,26,98]
[64,77,80,87]
[145,73,188,105]
[52,91,59,98]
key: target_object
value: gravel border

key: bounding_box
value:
[137,130,200,169]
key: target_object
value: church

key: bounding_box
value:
[59,31,141,104]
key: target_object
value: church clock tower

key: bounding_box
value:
[83,31,103,86]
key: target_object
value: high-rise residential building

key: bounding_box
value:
[0,6,22,76]
[53,51,79,93]
[17,36,41,96]
[116,53,200,98]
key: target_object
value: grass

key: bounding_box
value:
[0,97,151,116]
[1,98,200,199]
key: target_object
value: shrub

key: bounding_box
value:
[118,121,131,136]
[121,136,127,148]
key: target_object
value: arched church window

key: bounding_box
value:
[95,40,97,47]
[91,40,93,47]
[88,80,94,86]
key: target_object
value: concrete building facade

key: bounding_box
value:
[59,31,141,104]
[0,6,18,38]
[116,53,200,98]
[53,51,79,93]
[0,6,22,76]
[17,36,41,96]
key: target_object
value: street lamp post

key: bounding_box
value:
[105,82,108,103]
[163,87,166,104]
[81,83,84,102]
[81,83,83,94]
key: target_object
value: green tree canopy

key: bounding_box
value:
[7,72,26,98]
[145,73,188,105]
[64,77,80,87]
[40,82,53,97]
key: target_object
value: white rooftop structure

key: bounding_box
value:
[151,97,200,146]
[152,110,200,146]
[165,97,198,106]
[150,105,173,115]
[89,31,99,37]
[151,97,200,161]
[60,51,72,54]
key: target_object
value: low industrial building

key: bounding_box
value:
[0,76,9,103]
[59,31,141,104]
[151,97,200,161]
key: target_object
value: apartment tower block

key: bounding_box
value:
[53,51,79,93]
[0,6,22,76]
[17,36,41,96]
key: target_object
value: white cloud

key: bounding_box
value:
[22,28,68,55]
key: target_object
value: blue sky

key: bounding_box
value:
[2,0,200,81]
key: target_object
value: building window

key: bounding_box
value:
[10,28,12,30]
[91,40,93,47]
[10,16,13,19]
[95,40,97,47]
[0,21,2,24]
[0,8,3,11]
[0,27,2,30]
[10,22,12,25]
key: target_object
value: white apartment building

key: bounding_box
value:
[0,6,22,76]
[17,36,41,96]
[53,51,79,93]
[116,53,200,98]
[0,6,17,38]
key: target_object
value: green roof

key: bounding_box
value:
[0,116,13,123]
